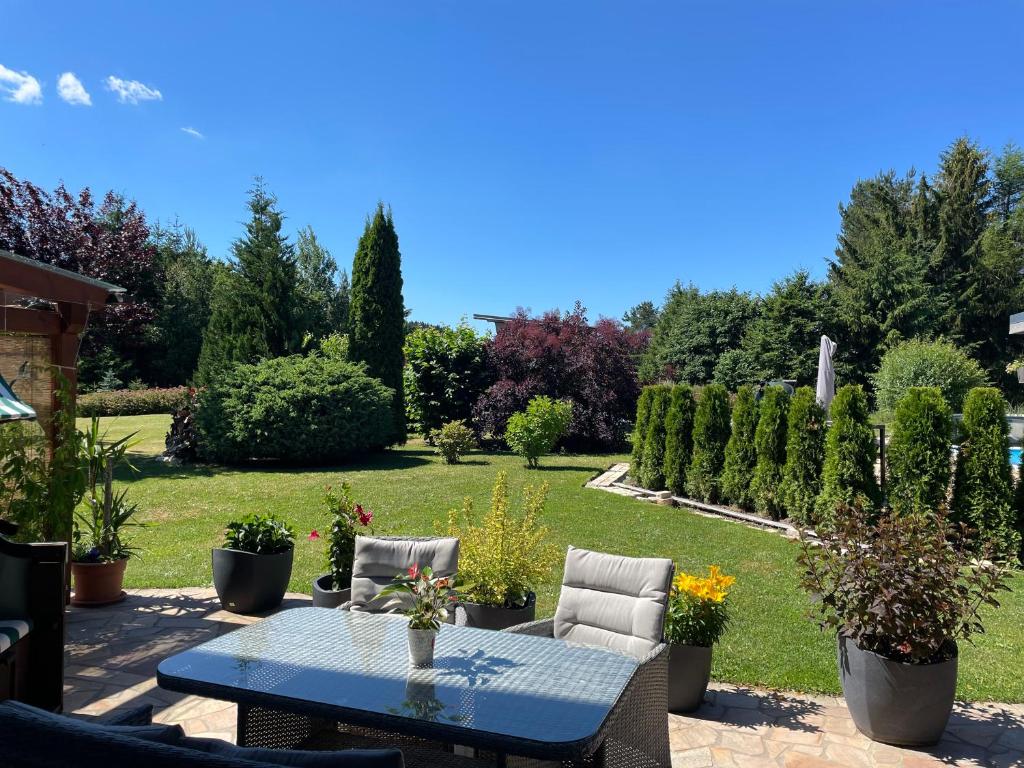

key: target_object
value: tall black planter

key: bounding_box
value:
[212,547,293,615]
[838,634,958,747]
[312,573,351,608]
[668,643,713,713]
[458,592,536,630]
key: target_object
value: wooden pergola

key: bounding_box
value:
[0,249,124,445]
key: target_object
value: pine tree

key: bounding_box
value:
[638,386,671,490]
[295,226,344,342]
[750,387,789,519]
[781,387,826,526]
[951,388,1019,557]
[348,203,407,443]
[335,269,351,335]
[686,384,731,503]
[888,387,953,518]
[631,386,655,476]
[720,385,759,509]
[663,384,697,495]
[815,385,879,525]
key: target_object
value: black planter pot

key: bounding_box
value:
[212,546,294,615]
[838,634,958,747]
[459,592,536,630]
[312,573,352,608]
[668,643,713,713]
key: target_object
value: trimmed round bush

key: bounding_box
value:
[872,339,987,415]
[720,385,759,509]
[815,385,879,524]
[663,384,697,496]
[631,386,656,476]
[781,387,826,526]
[951,387,1020,558]
[638,385,672,490]
[196,354,394,464]
[687,384,731,503]
[887,387,953,517]
[750,387,790,519]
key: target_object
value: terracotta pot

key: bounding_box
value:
[71,559,128,606]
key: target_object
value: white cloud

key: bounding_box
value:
[0,64,43,104]
[181,126,204,139]
[57,72,91,106]
[105,75,162,104]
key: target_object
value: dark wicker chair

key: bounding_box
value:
[0,520,67,712]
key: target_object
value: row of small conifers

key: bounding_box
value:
[632,382,1022,559]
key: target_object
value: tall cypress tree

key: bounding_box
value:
[663,384,697,496]
[815,385,879,524]
[348,203,406,443]
[781,387,826,526]
[750,387,790,519]
[720,385,759,509]
[631,386,655,474]
[638,385,671,491]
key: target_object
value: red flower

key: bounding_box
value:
[897,642,912,655]
[408,564,420,579]
[308,530,320,541]
[356,505,373,526]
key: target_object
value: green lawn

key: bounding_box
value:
[84,414,1024,703]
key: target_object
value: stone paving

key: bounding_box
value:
[65,589,1024,767]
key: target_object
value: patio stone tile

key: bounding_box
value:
[669,747,714,767]
[669,723,719,750]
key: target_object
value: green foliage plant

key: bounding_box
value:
[223,513,295,555]
[430,420,477,464]
[441,471,559,608]
[504,396,572,468]
[750,387,789,519]
[320,484,373,590]
[630,386,655,474]
[377,565,457,631]
[951,387,1020,559]
[872,338,987,415]
[663,384,697,496]
[686,383,731,503]
[720,385,759,509]
[638,385,671,490]
[888,387,953,517]
[77,387,190,417]
[781,387,827,526]
[815,385,879,525]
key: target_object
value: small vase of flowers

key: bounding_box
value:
[310,484,374,607]
[664,565,735,713]
[378,564,458,667]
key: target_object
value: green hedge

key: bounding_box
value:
[887,387,953,517]
[77,387,189,417]
[638,385,672,490]
[195,354,394,464]
[686,384,731,503]
[750,387,789,519]
[781,387,826,526]
[720,385,759,509]
[663,384,696,496]
[815,385,879,524]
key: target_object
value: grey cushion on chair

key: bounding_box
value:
[348,536,459,613]
[553,546,674,659]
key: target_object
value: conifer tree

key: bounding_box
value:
[638,386,671,490]
[295,226,344,341]
[951,388,1019,557]
[815,385,879,524]
[720,385,759,509]
[750,387,789,519]
[348,203,407,443]
[631,386,655,475]
[686,384,731,503]
[781,387,826,525]
[887,387,953,517]
[663,384,697,495]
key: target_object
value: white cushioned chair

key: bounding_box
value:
[341,536,459,616]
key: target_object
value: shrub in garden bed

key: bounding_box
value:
[663,384,697,496]
[781,387,826,526]
[887,387,953,517]
[430,420,477,464]
[504,395,572,468]
[631,386,656,474]
[720,385,759,509]
[638,385,671,490]
[195,353,394,464]
[750,386,789,518]
[815,385,879,525]
[686,384,731,503]
[951,388,1019,558]
[872,338,987,415]
[77,387,189,417]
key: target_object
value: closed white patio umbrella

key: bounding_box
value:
[815,335,838,413]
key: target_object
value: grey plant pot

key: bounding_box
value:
[459,592,536,630]
[212,546,293,615]
[312,573,352,608]
[408,626,437,667]
[668,643,713,713]
[838,634,957,747]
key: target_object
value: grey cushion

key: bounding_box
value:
[553,546,673,659]
[349,536,459,613]
[188,738,404,767]
[0,618,31,653]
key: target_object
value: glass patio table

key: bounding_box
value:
[157,607,643,764]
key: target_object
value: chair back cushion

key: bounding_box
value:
[349,537,459,613]
[553,546,673,658]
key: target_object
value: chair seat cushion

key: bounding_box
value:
[0,700,186,744]
[349,537,459,613]
[187,737,405,767]
[0,618,31,654]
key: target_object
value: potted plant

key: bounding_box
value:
[798,506,1009,746]
[71,419,142,606]
[664,565,735,712]
[310,484,374,607]
[378,564,458,667]
[212,513,295,614]
[441,472,558,629]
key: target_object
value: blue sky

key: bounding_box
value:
[2,2,1022,330]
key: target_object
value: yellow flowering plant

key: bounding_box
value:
[665,566,735,647]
